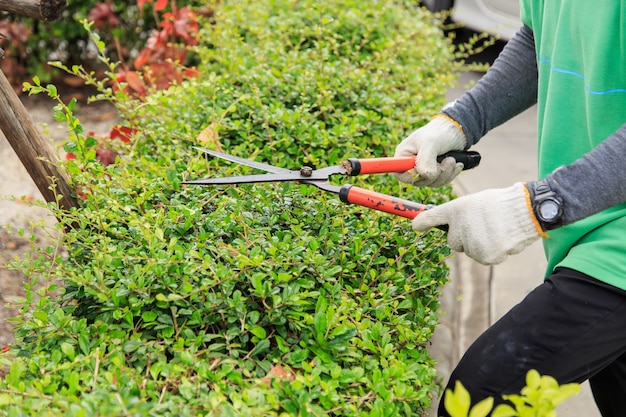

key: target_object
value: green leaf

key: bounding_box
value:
[289,349,309,363]
[54,107,67,122]
[250,339,270,357]
[64,142,78,153]
[142,311,158,323]
[314,312,328,341]
[249,326,267,339]
[248,310,260,325]
[179,382,195,400]
[78,332,90,355]
[328,328,357,345]
[150,362,164,380]
[0,394,12,406]
[33,310,48,324]
[166,169,178,183]
[180,351,195,366]
[85,136,98,148]
[309,346,334,364]
[46,84,58,97]
[61,342,76,361]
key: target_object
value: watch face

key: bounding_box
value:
[539,200,560,221]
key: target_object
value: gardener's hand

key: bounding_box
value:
[394,115,467,187]
[412,183,547,265]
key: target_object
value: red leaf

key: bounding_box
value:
[88,3,120,29]
[125,71,146,97]
[96,148,119,166]
[183,67,200,79]
[110,126,137,143]
[133,49,150,69]
[155,0,168,11]
[76,188,89,200]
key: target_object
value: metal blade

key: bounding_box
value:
[189,147,347,185]
[183,166,346,185]
[306,181,341,195]
[184,176,342,196]
[184,172,305,184]
[193,147,290,174]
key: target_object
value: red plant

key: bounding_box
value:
[132,4,198,94]
[102,0,200,98]
[65,126,137,166]
[138,0,169,11]
[88,2,120,30]
[83,0,199,98]
[110,125,137,143]
[63,0,200,175]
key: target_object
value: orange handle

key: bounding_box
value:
[339,184,429,219]
[345,157,416,175]
[345,151,482,176]
[339,185,448,231]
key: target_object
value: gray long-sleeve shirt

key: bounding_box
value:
[442,25,626,227]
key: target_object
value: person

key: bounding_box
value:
[393,2,626,416]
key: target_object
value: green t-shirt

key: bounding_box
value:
[520,0,626,289]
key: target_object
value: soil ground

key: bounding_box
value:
[0,85,119,348]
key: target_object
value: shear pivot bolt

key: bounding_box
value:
[300,166,313,177]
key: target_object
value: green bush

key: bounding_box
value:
[3,0,461,415]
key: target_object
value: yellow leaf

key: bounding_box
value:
[444,381,471,417]
[196,122,222,152]
[469,397,494,417]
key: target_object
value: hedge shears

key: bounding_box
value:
[184,147,480,223]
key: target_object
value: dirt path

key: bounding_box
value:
[0,89,119,347]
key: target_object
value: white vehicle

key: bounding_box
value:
[422,0,521,40]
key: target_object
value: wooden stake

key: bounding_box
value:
[0,69,78,214]
[0,0,67,21]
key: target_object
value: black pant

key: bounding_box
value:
[437,267,626,417]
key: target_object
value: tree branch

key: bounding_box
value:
[0,69,78,216]
[0,0,67,21]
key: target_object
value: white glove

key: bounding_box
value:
[412,182,547,265]
[394,115,467,187]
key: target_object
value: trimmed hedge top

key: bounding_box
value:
[3,0,459,415]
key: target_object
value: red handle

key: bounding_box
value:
[345,157,416,176]
[339,184,429,219]
[338,185,448,231]
[345,151,482,176]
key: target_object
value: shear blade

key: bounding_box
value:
[184,172,304,184]
[188,147,347,184]
[193,147,291,174]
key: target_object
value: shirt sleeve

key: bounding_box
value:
[541,125,626,225]
[442,25,538,147]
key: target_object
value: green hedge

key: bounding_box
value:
[2,0,460,415]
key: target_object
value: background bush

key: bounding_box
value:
[0,0,202,84]
[2,0,461,415]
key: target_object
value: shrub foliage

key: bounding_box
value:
[3,0,460,415]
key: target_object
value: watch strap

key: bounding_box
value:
[522,183,549,238]
[528,179,563,231]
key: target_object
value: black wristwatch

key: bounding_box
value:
[529,179,563,230]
